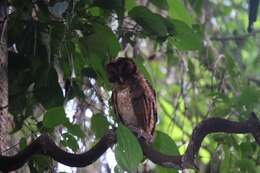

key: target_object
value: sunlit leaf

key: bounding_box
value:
[167,0,193,26]
[152,131,180,155]
[159,98,174,117]
[150,0,169,10]
[153,131,179,173]
[125,0,136,11]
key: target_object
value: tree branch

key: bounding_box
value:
[0,130,117,172]
[140,112,260,169]
[211,29,260,41]
[0,113,259,172]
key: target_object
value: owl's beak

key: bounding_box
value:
[119,77,123,83]
[119,77,124,83]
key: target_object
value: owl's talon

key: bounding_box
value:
[128,125,153,142]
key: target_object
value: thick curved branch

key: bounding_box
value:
[140,112,260,169]
[0,113,259,172]
[0,130,116,172]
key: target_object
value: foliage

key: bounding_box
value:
[115,124,143,172]
[8,0,260,172]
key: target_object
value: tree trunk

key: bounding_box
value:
[0,1,12,155]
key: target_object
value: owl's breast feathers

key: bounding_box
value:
[112,74,157,140]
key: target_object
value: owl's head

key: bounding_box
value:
[106,57,137,84]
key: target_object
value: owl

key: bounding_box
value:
[106,57,157,142]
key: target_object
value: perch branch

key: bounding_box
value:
[0,113,259,172]
[140,112,260,169]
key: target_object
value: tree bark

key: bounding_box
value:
[0,1,12,154]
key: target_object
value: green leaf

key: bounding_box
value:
[31,155,51,172]
[65,123,85,138]
[91,113,109,138]
[150,0,169,10]
[220,145,234,173]
[152,131,179,155]
[168,20,203,50]
[62,133,79,152]
[125,0,136,12]
[87,53,111,88]
[239,142,253,157]
[236,159,256,173]
[50,23,66,55]
[133,57,154,86]
[156,165,179,173]
[167,0,193,26]
[43,107,68,129]
[89,6,102,16]
[188,59,196,81]
[225,54,239,78]
[85,24,120,58]
[129,6,168,39]
[19,137,27,150]
[153,131,179,173]
[34,67,64,108]
[115,123,143,172]
[236,86,260,110]
[80,24,120,87]
[191,0,204,14]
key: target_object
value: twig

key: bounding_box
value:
[248,77,260,86]
[211,29,260,41]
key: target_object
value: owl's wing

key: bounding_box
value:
[111,90,120,121]
[146,78,158,127]
[131,76,157,136]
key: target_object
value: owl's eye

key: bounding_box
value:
[118,61,127,73]
[121,60,136,75]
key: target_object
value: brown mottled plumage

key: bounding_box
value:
[106,57,157,142]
